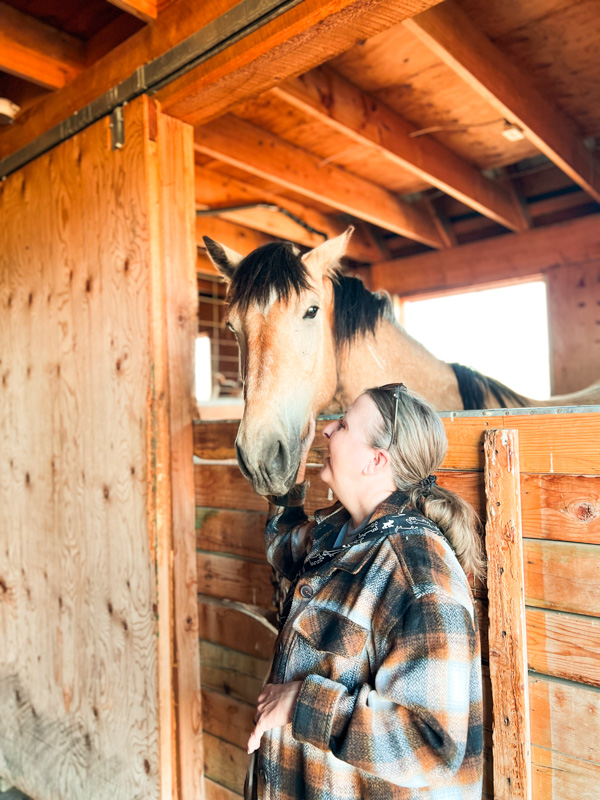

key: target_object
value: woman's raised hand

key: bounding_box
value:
[296,414,316,484]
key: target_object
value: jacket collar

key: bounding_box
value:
[309,490,414,575]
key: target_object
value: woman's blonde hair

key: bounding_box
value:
[365,385,485,583]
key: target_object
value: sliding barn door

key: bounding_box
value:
[0,96,202,800]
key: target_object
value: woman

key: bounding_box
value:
[246,384,484,800]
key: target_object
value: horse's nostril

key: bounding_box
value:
[271,440,289,476]
[236,442,252,480]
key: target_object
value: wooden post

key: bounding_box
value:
[484,429,532,800]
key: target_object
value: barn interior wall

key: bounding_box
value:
[546,260,600,396]
[0,96,201,800]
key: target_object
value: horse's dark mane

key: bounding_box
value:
[228,242,394,344]
[449,363,527,410]
[228,242,311,312]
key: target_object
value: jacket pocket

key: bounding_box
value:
[294,607,369,658]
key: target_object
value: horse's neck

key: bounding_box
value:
[335,319,462,410]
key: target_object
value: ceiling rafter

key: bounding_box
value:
[194,165,386,261]
[194,115,445,249]
[371,213,600,297]
[404,0,600,204]
[107,0,157,23]
[271,64,528,232]
[0,2,86,90]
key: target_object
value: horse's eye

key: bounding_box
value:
[304,306,319,319]
[226,321,236,334]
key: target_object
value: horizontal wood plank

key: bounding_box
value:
[204,777,242,800]
[521,474,600,545]
[529,677,600,767]
[524,539,600,617]
[526,608,600,688]
[202,689,255,750]
[197,596,277,658]
[194,413,600,475]
[203,732,248,796]
[197,508,268,560]
[199,640,270,705]
[197,552,274,608]
[532,747,600,800]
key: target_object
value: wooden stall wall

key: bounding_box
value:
[194,410,600,799]
[0,96,202,799]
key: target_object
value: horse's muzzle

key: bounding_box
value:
[235,436,299,496]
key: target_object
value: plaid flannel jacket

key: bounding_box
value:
[246,489,483,800]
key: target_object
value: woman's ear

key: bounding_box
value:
[363,448,391,476]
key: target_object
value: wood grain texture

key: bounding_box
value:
[199,641,270,705]
[0,98,158,799]
[204,778,243,800]
[201,689,254,750]
[197,553,274,608]
[158,110,204,798]
[521,474,600,545]
[194,115,443,247]
[272,64,525,231]
[531,746,600,800]
[529,677,600,766]
[197,597,277,658]
[0,1,86,89]
[526,608,600,688]
[484,430,531,800]
[202,733,248,796]
[158,0,444,125]
[524,539,600,617]
[404,0,600,203]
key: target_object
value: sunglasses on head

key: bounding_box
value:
[378,383,407,449]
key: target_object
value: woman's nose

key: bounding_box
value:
[322,422,334,439]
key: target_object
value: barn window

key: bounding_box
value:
[195,334,212,402]
[401,280,551,400]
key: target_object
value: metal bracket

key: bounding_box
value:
[110,106,125,150]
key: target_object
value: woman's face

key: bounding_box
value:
[320,393,380,497]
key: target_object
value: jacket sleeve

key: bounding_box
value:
[291,590,480,788]
[264,483,314,581]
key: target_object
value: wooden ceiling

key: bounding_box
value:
[1,0,599,271]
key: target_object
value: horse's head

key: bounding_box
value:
[204,229,353,496]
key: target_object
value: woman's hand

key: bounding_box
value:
[296,414,316,484]
[247,681,303,754]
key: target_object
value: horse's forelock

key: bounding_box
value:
[228,242,312,313]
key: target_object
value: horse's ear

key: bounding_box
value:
[203,236,244,281]
[302,226,354,278]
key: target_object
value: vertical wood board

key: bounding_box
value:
[484,429,531,800]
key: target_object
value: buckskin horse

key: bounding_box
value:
[204,228,600,497]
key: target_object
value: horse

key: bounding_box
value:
[203,228,600,496]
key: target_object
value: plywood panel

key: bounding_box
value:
[0,98,158,799]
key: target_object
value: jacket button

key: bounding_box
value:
[277,642,283,654]
[299,584,313,599]
[259,768,266,781]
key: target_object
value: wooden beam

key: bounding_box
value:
[271,65,526,232]
[0,0,443,161]
[404,0,600,204]
[157,0,444,126]
[195,165,386,262]
[0,1,85,90]
[197,215,276,253]
[194,115,444,248]
[107,0,157,23]
[484,429,531,800]
[370,213,600,296]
